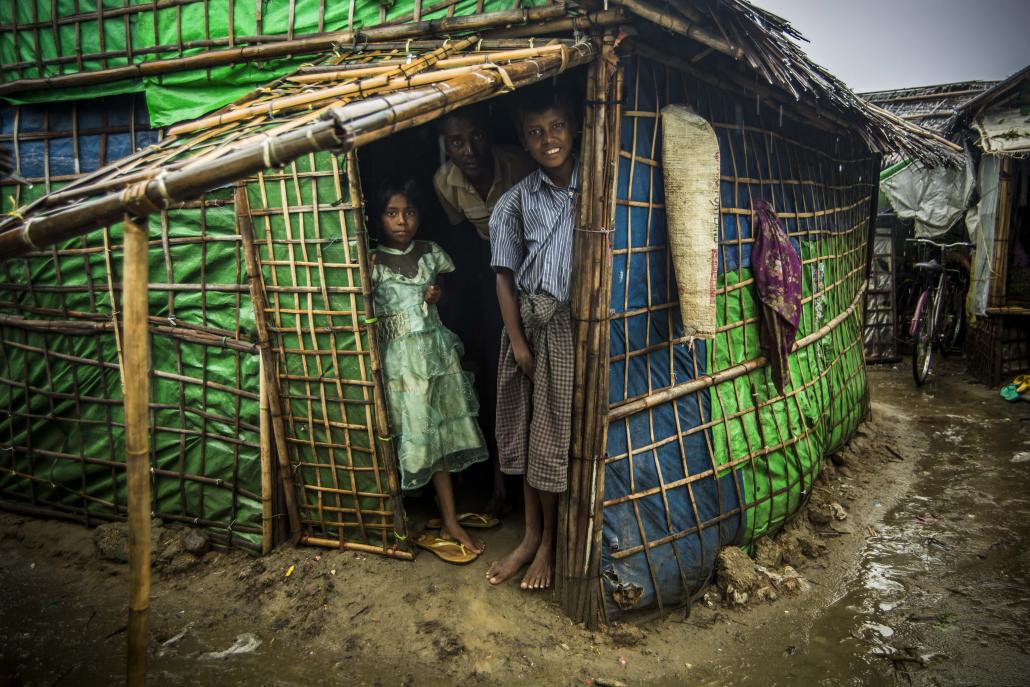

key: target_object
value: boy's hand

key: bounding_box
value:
[424,284,442,304]
[513,344,535,379]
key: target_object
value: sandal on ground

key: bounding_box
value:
[414,532,479,565]
[425,513,501,530]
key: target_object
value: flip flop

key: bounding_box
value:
[425,513,501,530]
[414,532,478,565]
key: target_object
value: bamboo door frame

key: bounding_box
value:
[559,39,624,629]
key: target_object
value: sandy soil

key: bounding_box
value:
[1,362,1027,686]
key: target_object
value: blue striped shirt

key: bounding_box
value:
[489,165,579,303]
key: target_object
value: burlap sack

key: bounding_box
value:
[660,104,720,339]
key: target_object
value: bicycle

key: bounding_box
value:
[907,238,970,386]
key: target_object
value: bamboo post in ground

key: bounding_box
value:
[560,36,622,629]
[235,183,304,544]
[259,355,273,555]
[122,214,151,686]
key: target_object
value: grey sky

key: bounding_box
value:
[754,0,1030,93]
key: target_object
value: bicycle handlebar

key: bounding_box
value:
[904,238,972,248]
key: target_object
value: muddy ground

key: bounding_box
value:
[1,362,1028,686]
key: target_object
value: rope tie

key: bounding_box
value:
[120,180,162,216]
[377,434,393,442]
[489,63,515,92]
[558,44,569,74]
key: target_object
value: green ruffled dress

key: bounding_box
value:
[371,240,488,491]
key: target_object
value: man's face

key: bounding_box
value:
[519,106,573,172]
[440,116,493,180]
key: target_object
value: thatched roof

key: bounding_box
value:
[0,0,961,258]
[862,81,998,135]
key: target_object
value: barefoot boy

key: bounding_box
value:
[433,108,534,519]
[486,92,577,590]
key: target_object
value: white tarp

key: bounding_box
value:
[881,152,975,237]
[973,107,1030,155]
[968,155,1001,317]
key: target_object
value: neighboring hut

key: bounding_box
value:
[0,0,953,627]
[864,70,1030,384]
[861,81,996,363]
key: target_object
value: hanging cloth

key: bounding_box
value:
[752,200,802,393]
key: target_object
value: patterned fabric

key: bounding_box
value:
[495,293,574,493]
[371,240,488,490]
[433,144,536,240]
[752,200,803,393]
[489,166,579,303]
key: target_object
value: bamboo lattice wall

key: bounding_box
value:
[601,55,876,619]
[0,96,270,549]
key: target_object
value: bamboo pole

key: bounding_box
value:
[989,157,1016,309]
[0,5,566,97]
[490,8,624,38]
[608,285,868,421]
[169,35,481,137]
[122,214,150,687]
[344,151,411,554]
[560,35,621,629]
[259,355,273,555]
[235,184,304,544]
[287,42,568,84]
[609,0,744,60]
[0,42,595,261]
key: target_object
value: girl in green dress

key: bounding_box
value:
[371,179,489,563]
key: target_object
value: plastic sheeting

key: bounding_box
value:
[968,155,1001,317]
[602,56,871,620]
[1,0,548,127]
[881,153,975,238]
[973,107,1030,154]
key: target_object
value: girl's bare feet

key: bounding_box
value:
[485,534,539,585]
[439,522,484,555]
[520,540,553,590]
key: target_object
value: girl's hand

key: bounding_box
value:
[424,284,442,304]
[513,344,535,379]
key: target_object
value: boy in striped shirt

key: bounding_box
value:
[486,92,578,591]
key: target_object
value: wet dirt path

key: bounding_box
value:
[1,363,1027,686]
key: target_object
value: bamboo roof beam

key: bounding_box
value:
[0,41,595,261]
[169,35,480,136]
[609,0,745,61]
[0,4,566,97]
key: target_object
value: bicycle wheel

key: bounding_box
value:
[911,289,934,385]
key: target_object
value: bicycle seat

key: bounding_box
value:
[914,260,944,273]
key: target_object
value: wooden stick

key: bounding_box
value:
[236,184,304,544]
[259,355,273,555]
[0,5,566,97]
[990,157,1016,308]
[300,535,415,559]
[122,214,150,687]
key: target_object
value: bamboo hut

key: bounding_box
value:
[1,0,955,628]
[866,69,1030,384]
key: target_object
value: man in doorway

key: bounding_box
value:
[433,107,535,518]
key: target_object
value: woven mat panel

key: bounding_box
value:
[602,55,876,620]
